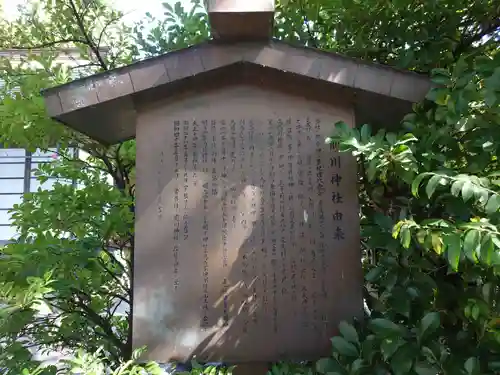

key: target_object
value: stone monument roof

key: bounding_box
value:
[42,39,431,145]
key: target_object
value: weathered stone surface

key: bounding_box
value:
[133,85,362,363]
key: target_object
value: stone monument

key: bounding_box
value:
[42,0,431,365]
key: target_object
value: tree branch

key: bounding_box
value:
[97,15,123,49]
[7,38,89,50]
[72,295,126,353]
[96,256,128,294]
[67,0,108,70]
[453,17,500,58]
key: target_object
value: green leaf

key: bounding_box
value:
[191,360,203,369]
[485,90,497,107]
[392,221,404,239]
[401,226,411,248]
[365,266,384,282]
[360,124,371,142]
[386,133,397,145]
[338,321,359,344]
[330,336,359,357]
[361,335,377,363]
[390,344,415,375]
[444,233,461,271]
[411,173,429,197]
[480,234,495,265]
[389,287,411,317]
[464,357,480,375]
[369,318,401,337]
[432,75,451,85]
[488,361,500,372]
[315,358,343,374]
[482,282,493,303]
[395,133,418,145]
[418,312,440,341]
[163,2,174,13]
[485,195,500,214]
[463,230,480,261]
[367,157,378,182]
[381,338,404,360]
[425,175,441,198]
[431,68,450,77]
[461,181,475,202]
[414,362,440,375]
[451,180,465,197]
[431,233,443,254]
[351,359,364,374]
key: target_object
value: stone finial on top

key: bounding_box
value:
[205,0,275,41]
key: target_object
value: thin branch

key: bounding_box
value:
[7,38,89,50]
[67,0,108,70]
[101,246,127,273]
[109,301,122,318]
[50,148,112,175]
[96,256,128,293]
[68,62,102,71]
[78,0,95,19]
[97,15,123,49]
[106,291,130,305]
[71,294,126,352]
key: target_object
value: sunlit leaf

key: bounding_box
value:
[485,195,500,214]
[444,233,461,271]
[461,181,475,202]
[463,230,480,261]
[426,175,441,198]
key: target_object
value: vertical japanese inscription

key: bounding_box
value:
[301,118,315,328]
[268,119,279,334]
[201,120,209,330]
[230,120,237,172]
[248,120,258,326]
[172,121,181,291]
[259,136,268,313]
[295,118,304,317]
[201,120,208,165]
[157,130,164,220]
[331,155,346,242]
[277,119,287,300]
[158,113,356,361]
[192,121,198,184]
[313,118,325,332]
[287,118,298,307]
[220,120,229,326]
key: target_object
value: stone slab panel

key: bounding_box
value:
[133,85,363,363]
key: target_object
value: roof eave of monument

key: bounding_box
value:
[42,39,432,144]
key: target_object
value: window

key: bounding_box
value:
[0,149,27,240]
[0,147,79,241]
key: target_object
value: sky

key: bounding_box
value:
[2,0,193,24]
